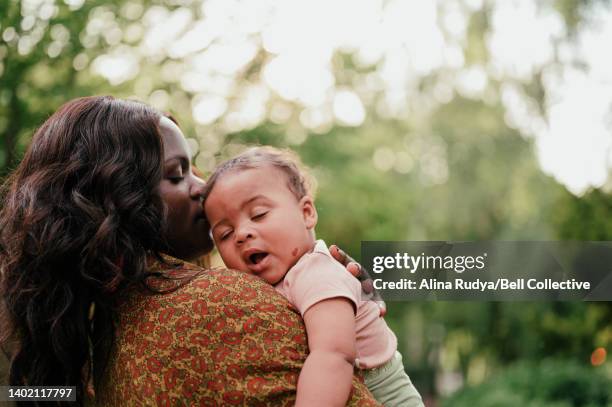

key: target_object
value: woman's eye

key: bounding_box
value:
[165,165,184,183]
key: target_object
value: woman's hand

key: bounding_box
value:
[329,245,387,317]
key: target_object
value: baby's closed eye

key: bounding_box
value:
[218,228,233,241]
[251,211,268,220]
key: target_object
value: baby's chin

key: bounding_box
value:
[234,266,279,284]
[255,270,282,285]
[262,268,288,285]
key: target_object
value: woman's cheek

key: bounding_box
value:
[158,184,179,214]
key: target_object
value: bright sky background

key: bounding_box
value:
[88,0,612,195]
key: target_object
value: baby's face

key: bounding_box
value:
[204,165,317,284]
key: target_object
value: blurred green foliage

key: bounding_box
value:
[0,0,115,175]
[1,0,611,404]
[442,360,612,407]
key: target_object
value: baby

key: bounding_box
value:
[203,146,423,407]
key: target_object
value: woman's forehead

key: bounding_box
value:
[159,117,191,159]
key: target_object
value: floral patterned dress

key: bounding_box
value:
[96,255,380,406]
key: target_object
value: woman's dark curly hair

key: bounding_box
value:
[0,96,169,404]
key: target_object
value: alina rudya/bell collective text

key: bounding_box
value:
[373,278,591,291]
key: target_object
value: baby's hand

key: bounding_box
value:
[329,244,387,317]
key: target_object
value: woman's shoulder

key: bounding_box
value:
[113,257,302,350]
[98,257,305,405]
[120,255,289,318]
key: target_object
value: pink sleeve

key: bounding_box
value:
[284,253,361,317]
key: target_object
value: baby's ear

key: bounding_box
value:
[299,195,318,229]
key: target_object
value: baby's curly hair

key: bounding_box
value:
[204,146,317,201]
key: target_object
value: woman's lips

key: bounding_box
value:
[194,211,206,223]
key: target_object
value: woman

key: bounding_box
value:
[0,96,379,405]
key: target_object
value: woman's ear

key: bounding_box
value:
[299,195,318,230]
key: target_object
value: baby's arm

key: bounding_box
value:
[295,298,356,407]
[329,244,386,316]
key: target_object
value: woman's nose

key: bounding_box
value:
[190,174,206,200]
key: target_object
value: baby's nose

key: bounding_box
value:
[236,228,254,243]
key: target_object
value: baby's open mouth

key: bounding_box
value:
[249,252,268,265]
